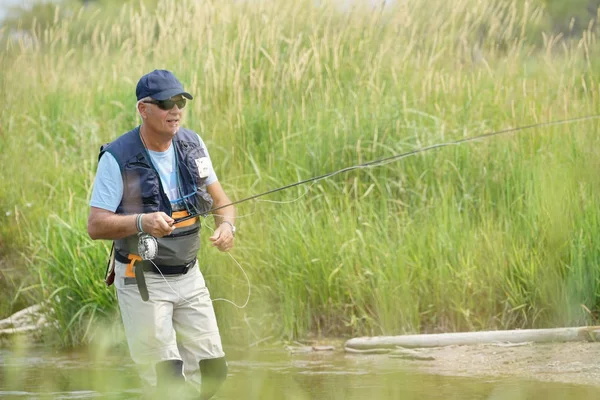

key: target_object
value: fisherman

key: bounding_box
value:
[87,69,235,399]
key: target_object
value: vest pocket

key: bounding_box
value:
[156,229,201,266]
[196,185,214,211]
[184,145,209,184]
[122,162,160,210]
[178,145,214,215]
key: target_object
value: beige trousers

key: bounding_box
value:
[114,260,225,389]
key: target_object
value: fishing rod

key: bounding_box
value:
[174,114,600,224]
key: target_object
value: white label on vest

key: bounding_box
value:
[195,157,210,178]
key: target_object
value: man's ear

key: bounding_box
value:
[138,102,149,119]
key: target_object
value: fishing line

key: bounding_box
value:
[176,114,600,224]
[165,187,317,308]
[151,218,251,309]
[153,185,316,308]
[201,218,251,308]
[167,185,317,307]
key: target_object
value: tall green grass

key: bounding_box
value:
[1,0,600,347]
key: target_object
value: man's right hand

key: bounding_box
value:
[141,212,175,237]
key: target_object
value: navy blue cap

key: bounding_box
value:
[136,69,193,101]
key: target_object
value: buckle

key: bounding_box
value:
[182,260,195,275]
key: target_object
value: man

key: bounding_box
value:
[87,69,235,399]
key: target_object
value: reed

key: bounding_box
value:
[1,0,600,346]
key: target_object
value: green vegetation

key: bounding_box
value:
[1,0,600,348]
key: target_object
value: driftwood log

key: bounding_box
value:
[0,304,48,339]
[344,326,600,351]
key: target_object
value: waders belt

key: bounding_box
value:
[115,252,196,275]
[114,252,196,302]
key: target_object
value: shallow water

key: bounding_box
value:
[1,345,600,399]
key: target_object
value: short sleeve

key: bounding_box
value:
[89,152,124,212]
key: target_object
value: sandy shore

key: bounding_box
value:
[354,341,600,387]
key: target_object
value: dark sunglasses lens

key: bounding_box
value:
[157,98,186,110]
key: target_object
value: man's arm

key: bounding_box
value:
[206,181,235,252]
[88,207,138,240]
[88,207,175,240]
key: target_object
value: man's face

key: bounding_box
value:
[141,95,186,136]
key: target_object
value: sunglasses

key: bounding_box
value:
[143,98,187,110]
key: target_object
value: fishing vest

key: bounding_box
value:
[99,126,213,266]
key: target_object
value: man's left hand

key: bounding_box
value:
[209,224,235,252]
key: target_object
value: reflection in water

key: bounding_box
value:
[1,346,600,399]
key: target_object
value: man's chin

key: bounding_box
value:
[165,127,179,136]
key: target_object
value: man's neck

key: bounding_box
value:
[140,124,173,152]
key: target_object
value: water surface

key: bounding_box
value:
[1,345,600,399]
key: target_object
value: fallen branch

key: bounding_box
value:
[0,304,49,338]
[344,326,600,351]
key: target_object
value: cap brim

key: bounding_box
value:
[152,89,193,101]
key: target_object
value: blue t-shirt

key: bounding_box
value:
[90,137,217,212]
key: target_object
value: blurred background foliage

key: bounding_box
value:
[3,0,600,39]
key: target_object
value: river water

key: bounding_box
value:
[1,345,600,399]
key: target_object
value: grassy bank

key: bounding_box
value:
[1,0,600,347]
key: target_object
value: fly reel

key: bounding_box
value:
[138,233,158,260]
